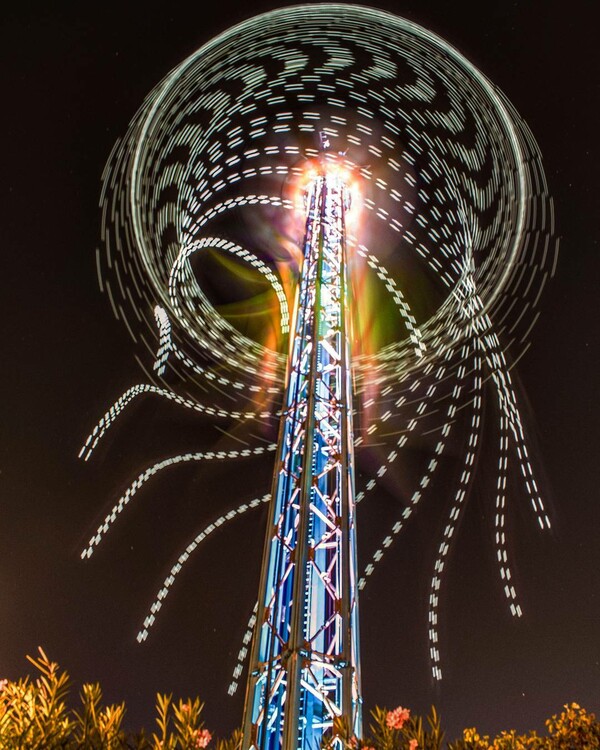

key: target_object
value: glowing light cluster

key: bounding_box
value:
[81,2,557,705]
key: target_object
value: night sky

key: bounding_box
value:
[1,0,598,743]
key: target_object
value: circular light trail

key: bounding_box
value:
[83,4,558,687]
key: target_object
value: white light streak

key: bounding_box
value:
[81,448,275,558]
[82,3,557,691]
[137,498,269,643]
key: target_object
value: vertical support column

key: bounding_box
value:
[242,163,362,750]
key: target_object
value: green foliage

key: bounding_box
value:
[71,682,126,748]
[1,649,599,749]
[150,693,212,749]
[0,648,211,749]
[364,705,444,750]
[447,703,600,749]
[215,727,243,750]
[0,647,73,749]
[321,716,354,750]
[322,702,599,750]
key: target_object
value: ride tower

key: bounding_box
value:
[242,137,362,750]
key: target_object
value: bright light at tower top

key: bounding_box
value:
[302,160,353,203]
[299,131,358,216]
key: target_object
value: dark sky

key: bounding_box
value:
[1,0,598,744]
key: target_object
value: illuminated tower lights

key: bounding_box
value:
[243,149,360,750]
[81,5,558,748]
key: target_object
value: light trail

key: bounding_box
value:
[81,446,276,559]
[81,3,558,696]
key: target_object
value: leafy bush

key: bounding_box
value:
[1,650,598,749]
[447,702,600,749]
[0,648,236,750]
[322,702,599,750]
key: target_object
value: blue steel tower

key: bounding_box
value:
[242,142,361,750]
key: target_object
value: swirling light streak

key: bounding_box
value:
[495,412,520,615]
[153,305,173,376]
[228,602,259,696]
[358,345,462,590]
[136,497,270,643]
[81,446,276,559]
[79,384,274,462]
[355,245,426,358]
[428,341,483,681]
[169,236,290,337]
[82,4,557,688]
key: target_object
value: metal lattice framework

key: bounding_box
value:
[243,154,360,750]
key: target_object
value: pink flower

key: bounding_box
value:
[409,740,418,750]
[182,703,191,713]
[0,679,7,693]
[194,728,212,749]
[386,706,411,730]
